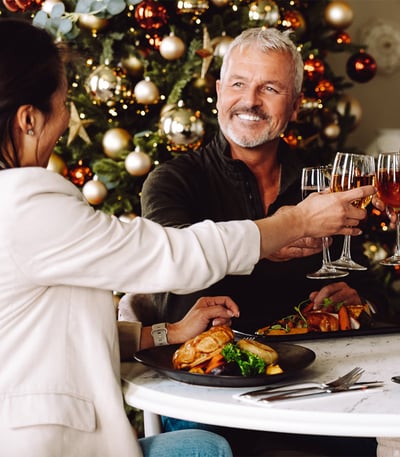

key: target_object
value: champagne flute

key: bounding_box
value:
[376,152,400,266]
[301,166,348,280]
[330,152,376,270]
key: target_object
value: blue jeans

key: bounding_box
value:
[139,429,233,457]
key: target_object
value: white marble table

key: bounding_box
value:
[122,332,400,456]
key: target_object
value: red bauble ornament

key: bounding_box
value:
[346,51,377,83]
[315,79,335,99]
[2,0,19,11]
[334,30,351,45]
[134,0,168,31]
[281,10,306,36]
[304,57,325,82]
[282,130,299,149]
[69,163,93,186]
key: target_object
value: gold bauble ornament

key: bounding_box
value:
[211,0,229,6]
[248,0,280,27]
[134,78,160,104]
[121,54,144,79]
[159,33,186,61]
[191,73,216,96]
[47,153,68,176]
[176,0,209,15]
[102,128,132,159]
[82,179,108,206]
[212,35,233,58]
[79,14,109,33]
[336,94,362,130]
[324,1,354,30]
[160,106,204,152]
[85,65,132,106]
[322,123,341,141]
[125,148,153,176]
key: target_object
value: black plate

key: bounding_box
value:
[134,341,315,387]
[253,321,400,342]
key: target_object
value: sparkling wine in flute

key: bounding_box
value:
[331,173,375,208]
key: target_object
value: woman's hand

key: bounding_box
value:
[167,296,240,345]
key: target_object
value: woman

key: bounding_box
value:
[0,19,374,457]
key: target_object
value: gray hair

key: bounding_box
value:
[219,27,304,99]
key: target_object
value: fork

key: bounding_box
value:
[240,367,364,398]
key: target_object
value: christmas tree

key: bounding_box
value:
[4,0,399,315]
[0,0,378,216]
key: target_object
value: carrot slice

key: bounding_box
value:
[338,305,351,331]
[204,353,225,374]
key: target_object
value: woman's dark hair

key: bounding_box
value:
[0,19,64,167]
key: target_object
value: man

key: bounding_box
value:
[139,27,388,333]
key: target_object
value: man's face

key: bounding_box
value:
[216,46,301,149]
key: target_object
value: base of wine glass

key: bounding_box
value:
[330,258,368,271]
[306,266,349,280]
[380,255,400,266]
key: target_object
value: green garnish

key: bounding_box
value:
[221,343,266,376]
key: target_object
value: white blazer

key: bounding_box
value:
[0,167,259,456]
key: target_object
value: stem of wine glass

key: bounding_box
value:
[395,214,400,258]
[339,235,352,261]
[322,237,333,267]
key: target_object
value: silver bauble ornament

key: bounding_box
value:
[159,33,186,60]
[102,128,132,159]
[324,1,354,30]
[160,106,204,152]
[125,149,153,176]
[41,0,62,14]
[82,179,108,205]
[85,65,132,106]
[134,78,160,104]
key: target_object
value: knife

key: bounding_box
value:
[239,381,383,398]
[259,382,384,402]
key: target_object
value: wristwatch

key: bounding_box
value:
[151,322,169,346]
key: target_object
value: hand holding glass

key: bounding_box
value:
[330,153,375,270]
[301,166,348,280]
[376,152,400,266]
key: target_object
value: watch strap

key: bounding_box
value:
[151,323,168,346]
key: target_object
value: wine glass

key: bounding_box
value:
[301,166,348,280]
[376,152,400,266]
[330,152,376,270]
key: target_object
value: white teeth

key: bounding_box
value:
[237,113,261,121]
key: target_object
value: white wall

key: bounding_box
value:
[327,0,400,152]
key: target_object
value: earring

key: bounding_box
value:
[27,129,34,136]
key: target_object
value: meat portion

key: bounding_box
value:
[172,326,234,370]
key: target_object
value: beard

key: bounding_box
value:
[218,107,287,148]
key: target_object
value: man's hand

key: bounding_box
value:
[266,236,325,262]
[168,296,240,344]
[309,282,362,307]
